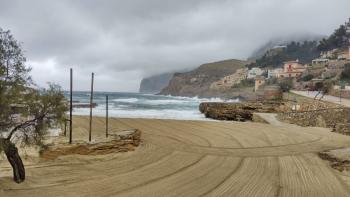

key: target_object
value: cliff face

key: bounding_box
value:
[159,59,248,97]
[139,73,174,94]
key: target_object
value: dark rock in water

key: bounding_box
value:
[72,103,97,108]
[199,101,283,121]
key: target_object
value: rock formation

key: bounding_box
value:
[159,59,248,97]
[139,72,174,94]
[199,101,283,121]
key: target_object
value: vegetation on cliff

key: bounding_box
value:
[318,25,349,51]
[247,41,320,68]
[249,22,349,69]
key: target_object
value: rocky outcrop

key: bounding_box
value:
[139,73,174,94]
[41,129,141,160]
[160,59,248,97]
[199,101,284,121]
[319,148,350,171]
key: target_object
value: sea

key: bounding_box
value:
[65,92,239,120]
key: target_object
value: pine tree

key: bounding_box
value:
[0,28,67,183]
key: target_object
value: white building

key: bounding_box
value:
[247,67,264,79]
[312,58,329,65]
[267,68,283,79]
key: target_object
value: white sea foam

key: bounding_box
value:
[69,92,239,120]
[112,98,139,103]
[73,108,207,120]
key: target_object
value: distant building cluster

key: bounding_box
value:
[211,18,350,93]
[253,60,307,91]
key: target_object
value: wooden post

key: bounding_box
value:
[89,72,94,142]
[69,68,73,144]
[64,119,67,136]
[106,95,109,138]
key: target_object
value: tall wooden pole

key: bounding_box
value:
[89,72,94,142]
[64,119,67,136]
[69,68,73,144]
[106,95,109,138]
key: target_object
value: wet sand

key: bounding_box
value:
[1,116,350,196]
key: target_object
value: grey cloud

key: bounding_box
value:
[0,0,349,91]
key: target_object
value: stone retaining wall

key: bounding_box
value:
[330,89,350,99]
[278,108,350,135]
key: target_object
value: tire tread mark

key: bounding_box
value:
[199,157,244,197]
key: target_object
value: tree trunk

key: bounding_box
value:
[1,139,25,183]
[318,93,325,101]
[314,91,321,100]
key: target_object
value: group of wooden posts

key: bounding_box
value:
[63,68,109,144]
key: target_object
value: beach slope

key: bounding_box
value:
[1,116,350,196]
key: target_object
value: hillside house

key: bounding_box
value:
[277,60,306,78]
[320,49,337,59]
[254,76,265,92]
[312,58,329,65]
[247,67,264,79]
[267,68,283,78]
[209,68,248,90]
[337,48,350,60]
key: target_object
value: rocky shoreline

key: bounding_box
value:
[199,96,350,135]
[199,101,285,121]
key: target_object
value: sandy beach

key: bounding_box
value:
[1,115,350,196]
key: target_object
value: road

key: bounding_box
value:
[1,116,350,196]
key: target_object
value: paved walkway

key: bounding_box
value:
[291,90,350,107]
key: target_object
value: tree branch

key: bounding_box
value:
[6,114,46,140]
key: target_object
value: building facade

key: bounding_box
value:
[277,60,306,78]
[254,76,265,92]
[268,68,283,78]
[247,67,264,79]
[209,68,248,90]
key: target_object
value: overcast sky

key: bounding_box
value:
[0,0,349,92]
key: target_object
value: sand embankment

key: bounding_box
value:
[1,116,350,196]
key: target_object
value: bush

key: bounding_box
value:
[232,79,255,88]
[301,74,314,82]
[340,63,350,81]
[278,79,293,92]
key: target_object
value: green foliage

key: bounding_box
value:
[301,74,314,82]
[247,41,319,68]
[318,25,348,51]
[232,79,254,88]
[340,63,350,82]
[313,80,333,100]
[0,28,67,146]
[278,79,293,92]
[265,77,278,85]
